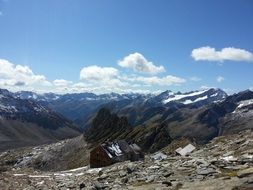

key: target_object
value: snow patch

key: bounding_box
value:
[163,90,208,104]
[210,93,218,97]
[237,99,253,109]
[182,95,208,105]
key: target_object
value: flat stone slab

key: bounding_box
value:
[237,168,253,178]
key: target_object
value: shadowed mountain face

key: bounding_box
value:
[85,108,132,143]
[84,108,172,153]
[0,89,81,152]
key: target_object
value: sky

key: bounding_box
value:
[0,0,253,94]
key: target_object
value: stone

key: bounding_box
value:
[162,181,172,186]
[126,164,136,174]
[121,177,128,183]
[196,175,204,180]
[237,168,253,178]
[79,183,86,189]
[98,174,108,180]
[119,171,127,177]
[197,168,217,175]
[146,175,156,182]
[94,181,106,190]
[164,172,174,177]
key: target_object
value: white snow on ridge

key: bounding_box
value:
[237,99,253,109]
[163,89,208,104]
[210,93,218,97]
[182,96,208,104]
[0,104,17,113]
[183,100,193,104]
[194,95,208,102]
[32,94,38,99]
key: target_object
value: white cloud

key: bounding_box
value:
[0,59,186,94]
[216,76,225,83]
[118,52,165,74]
[191,46,253,62]
[79,65,129,93]
[53,79,72,86]
[189,76,202,82]
[134,75,186,86]
[80,65,119,81]
[0,11,3,16]
[0,59,51,90]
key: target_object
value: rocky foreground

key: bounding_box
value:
[1,130,253,190]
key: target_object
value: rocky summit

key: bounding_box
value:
[1,130,253,190]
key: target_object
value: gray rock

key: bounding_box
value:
[146,175,156,182]
[162,180,172,186]
[196,175,204,180]
[121,177,128,184]
[237,168,253,178]
[119,171,127,177]
[164,171,174,178]
[94,181,106,190]
[126,164,136,174]
[197,168,217,175]
[98,173,108,180]
[79,183,86,189]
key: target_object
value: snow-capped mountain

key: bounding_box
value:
[1,87,253,153]
[3,88,227,128]
[84,89,253,153]
[146,88,227,107]
[0,90,48,116]
[162,88,227,105]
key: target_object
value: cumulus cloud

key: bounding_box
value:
[191,46,253,62]
[79,65,129,92]
[118,52,165,74]
[216,76,225,82]
[80,65,119,81]
[78,64,185,93]
[0,58,186,94]
[53,79,72,86]
[0,59,51,90]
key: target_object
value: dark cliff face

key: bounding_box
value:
[85,108,172,153]
[85,108,132,143]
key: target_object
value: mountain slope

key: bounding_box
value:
[0,89,81,152]
[84,108,172,152]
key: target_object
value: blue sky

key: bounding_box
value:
[0,0,253,94]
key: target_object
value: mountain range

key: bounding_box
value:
[0,89,81,152]
[13,88,227,127]
[1,87,253,152]
[84,89,253,152]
